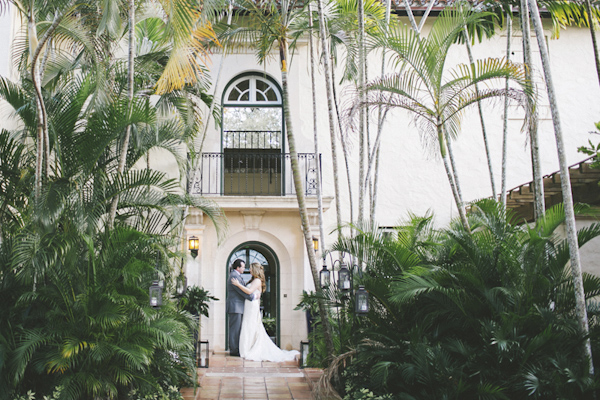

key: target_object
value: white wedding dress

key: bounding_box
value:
[239,289,300,362]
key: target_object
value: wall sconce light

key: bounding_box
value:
[198,340,210,368]
[300,340,310,368]
[312,236,319,252]
[149,280,163,308]
[188,236,199,258]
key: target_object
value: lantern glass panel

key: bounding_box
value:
[149,281,162,307]
[338,266,351,291]
[355,286,369,315]
[198,340,209,368]
[189,236,199,251]
[320,266,330,288]
[300,340,309,368]
[176,275,187,296]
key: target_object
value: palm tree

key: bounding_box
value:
[312,0,345,236]
[223,0,336,357]
[349,5,532,232]
[327,0,387,224]
[10,0,79,199]
[527,0,594,377]
[105,0,220,228]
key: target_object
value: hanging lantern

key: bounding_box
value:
[312,237,319,252]
[176,274,187,297]
[198,340,210,368]
[188,236,199,258]
[320,262,330,289]
[149,280,163,308]
[338,263,351,292]
[300,340,310,368]
[355,285,369,315]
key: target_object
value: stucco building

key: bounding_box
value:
[2,4,600,353]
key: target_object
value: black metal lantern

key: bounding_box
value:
[312,236,319,252]
[198,340,210,368]
[355,285,369,315]
[188,236,199,258]
[320,262,330,289]
[175,274,187,297]
[338,263,351,291]
[149,280,163,308]
[300,340,310,368]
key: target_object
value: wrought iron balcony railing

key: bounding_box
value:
[188,151,320,196]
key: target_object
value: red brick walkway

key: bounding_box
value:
[181,353,324,400]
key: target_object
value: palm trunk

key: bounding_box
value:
[367,0,392,221]
[331,62,355,225]
[279,40,335,358]
[528,0,594,376]
[403,0,420,32]
[584,0,600,86]
[308,3,326,250]
[370,0,392,221]
[500,8,512,207]
[463,27,496,196]
[314,6,343,237]
[28,7,43,200]
[438,125,470,232]
[29,1,75,198]
[357,0,366,223]
[370,146,380,222]
[108,0,135,229]
[445,130,468,229]
[520,0,545,220]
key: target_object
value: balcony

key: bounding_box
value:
[188,151,321,197]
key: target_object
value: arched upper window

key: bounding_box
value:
[221,73,285,195]
[222,74,284,151]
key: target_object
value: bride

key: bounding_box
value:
[231,262,299,362]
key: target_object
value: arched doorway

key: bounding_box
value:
[225,242,280,348]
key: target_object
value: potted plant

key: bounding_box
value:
[294,290,322,334]
[180,286,218,366]
[180,286,218,318]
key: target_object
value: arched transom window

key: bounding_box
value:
[225,75,281,104]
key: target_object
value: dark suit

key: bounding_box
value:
[227,269,253,355]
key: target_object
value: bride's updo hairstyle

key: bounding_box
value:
[250,262,267,293]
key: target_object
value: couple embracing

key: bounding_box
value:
[226,259,299,362]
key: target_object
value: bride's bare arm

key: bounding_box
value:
[232,278,262,295]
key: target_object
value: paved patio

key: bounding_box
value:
[180,353,325,400]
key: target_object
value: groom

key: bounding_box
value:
[226,259,254,356]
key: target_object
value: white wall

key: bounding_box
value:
[200,21,600,235]
[0,7,11,78]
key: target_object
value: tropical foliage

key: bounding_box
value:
[316,200,600,399]
[0,0,222,398]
